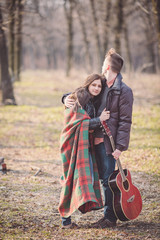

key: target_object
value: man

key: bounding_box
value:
[64,48,133,228]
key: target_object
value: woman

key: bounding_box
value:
[58,74,110,228]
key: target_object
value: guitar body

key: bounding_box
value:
[109,169,142,221]
[101,121,142,221]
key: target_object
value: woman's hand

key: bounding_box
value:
[99,109,110,122]
[64,95,75,108]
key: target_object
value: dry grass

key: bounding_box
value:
[0,70,160,240]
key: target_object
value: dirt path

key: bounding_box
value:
[0,147,159,240]
[0,71,159,239]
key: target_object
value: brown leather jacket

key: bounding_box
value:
[98,73,134,154]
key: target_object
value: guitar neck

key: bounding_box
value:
[102,121,126,182]
[109,136,126,182]
[116,158,126,182]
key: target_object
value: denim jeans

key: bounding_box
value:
[61,216,71,226]
[95,142,117,222]
[89,152,94,185]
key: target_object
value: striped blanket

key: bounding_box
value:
[58,107,103,218]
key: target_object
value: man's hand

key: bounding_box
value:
[112,149,121,160]
[64,95,75,108]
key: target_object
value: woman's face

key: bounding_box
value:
[88,79,102,97]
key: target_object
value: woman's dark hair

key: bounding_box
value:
[82,73,103,91]
[71,73,104,112]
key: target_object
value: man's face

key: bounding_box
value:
[102,57,109,75]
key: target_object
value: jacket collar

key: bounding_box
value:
[110,73,122,93]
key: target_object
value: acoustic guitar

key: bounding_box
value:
[101,121,142,221]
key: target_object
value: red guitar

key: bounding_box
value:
[101,121,142,221]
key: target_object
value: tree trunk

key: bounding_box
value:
[144,1,156,73]
[0,5,16,105]
[0,49,1,90]
[64,0,74,77]
[89,0,102,72]
[102,0,111,60]
[123,22,132,72]
[136,0,158,73]
[52,48,58,69]
[14,0,24,81]
[7,0,16,81]
[114,0,124,54]
[152,0,160,72]
[76,3,92,72]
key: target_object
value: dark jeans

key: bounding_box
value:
[89,152,94,185]
[62,216,71,226]
[95,142,117,222]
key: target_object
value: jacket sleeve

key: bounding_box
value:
[89,117,101,130]
[116,87,133,151]
[61,93,71,104]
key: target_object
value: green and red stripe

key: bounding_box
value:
[58,108,103,218]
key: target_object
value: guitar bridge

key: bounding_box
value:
[127,195,135,203]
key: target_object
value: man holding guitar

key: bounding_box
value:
[91,48,134,228]
[64,48,134,228]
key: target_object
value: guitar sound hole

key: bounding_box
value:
[123,180,129,190]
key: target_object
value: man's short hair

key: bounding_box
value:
[104,48,124,73]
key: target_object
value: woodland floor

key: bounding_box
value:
[0,70,160,240]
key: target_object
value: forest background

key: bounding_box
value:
[0,0,160,240]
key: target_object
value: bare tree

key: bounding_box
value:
[89,0,102,71]
[14,0,24,81]
[0,4,16,105]
[75,1,92,72]
[7,0,16,80]
[123,23,132,72]
[145,1,156,72]
[102,0,111,60]
[123,0,135,72]
[63,0,74,76]
[12,0,159,74]
[152,0,160,72]
[114,0,124,54]
[136,0,159,73]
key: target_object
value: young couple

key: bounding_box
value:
[58,48,133,229]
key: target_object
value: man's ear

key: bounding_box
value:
[106,65,110,70]
[103,68,108,74]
